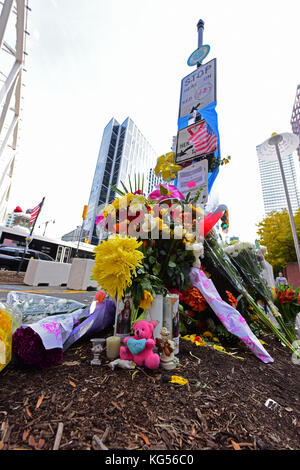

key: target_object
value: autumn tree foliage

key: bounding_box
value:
[257,208,300,272]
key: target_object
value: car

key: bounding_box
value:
[0,245,54,272]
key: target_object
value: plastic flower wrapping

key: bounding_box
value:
[10,294,116,369]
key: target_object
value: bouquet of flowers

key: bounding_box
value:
[205,232,299,355]
[224,240,297,343]
[272,284,300,334]
[12,294,115,369]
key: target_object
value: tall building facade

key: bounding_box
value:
[291,84,300,161]
[257,152,300,215]
[84,117,157,244]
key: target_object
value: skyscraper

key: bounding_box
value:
[257,151,300,215]
[84,117,157,244]
[291,84,300,161]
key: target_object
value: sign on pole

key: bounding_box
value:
[187,44,210,66]
[178,58,216,119]
[175,119,218,165]
[177,160,208,204]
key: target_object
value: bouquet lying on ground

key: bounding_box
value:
[206,233,299,356]
[12,294,115,369]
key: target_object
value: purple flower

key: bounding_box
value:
[12,327,62,369]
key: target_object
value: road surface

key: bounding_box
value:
[0,283,97,306]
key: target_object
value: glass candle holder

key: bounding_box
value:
[106,336,121,360]
[90,338,105,365]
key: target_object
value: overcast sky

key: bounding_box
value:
[8,0,300,242]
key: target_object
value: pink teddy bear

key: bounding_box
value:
[120,320,160,370]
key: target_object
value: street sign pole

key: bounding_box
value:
[197,19,204,66]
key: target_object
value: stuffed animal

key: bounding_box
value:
[120,320,160,369]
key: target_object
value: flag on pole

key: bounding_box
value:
[187,120,218,155]
[29,202,42,225]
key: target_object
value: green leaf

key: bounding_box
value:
[128,175,133,193]
[160,184,168,196]
[109,184,125,196]
[149,256,156,265]
[168,261,176,268]
[120,180,129,194]
[153,263,162,275]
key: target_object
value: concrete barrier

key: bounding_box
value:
[67,258,98,291]
[24,259,72,287]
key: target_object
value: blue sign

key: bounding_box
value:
[187,45,210,66]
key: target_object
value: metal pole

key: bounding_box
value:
[74,223,84,258]
[275,143,300,271]
[17,197,45,274]
[197,19,204,70]
[197,19,204,48]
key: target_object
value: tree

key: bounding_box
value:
[257,208,300,273]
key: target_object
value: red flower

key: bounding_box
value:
[168,288,183,302]
[278,288,296,304]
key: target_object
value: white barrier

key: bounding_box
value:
[24,259,72,287]
[67,258,98,291]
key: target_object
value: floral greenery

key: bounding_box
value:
[139,238,196,292]
[191,153,231,173]
[126,265,167,310]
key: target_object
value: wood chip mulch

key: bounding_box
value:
[0,332,300,451]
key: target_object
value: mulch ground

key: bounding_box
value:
[0,271,24,284]
[0,328,300,451]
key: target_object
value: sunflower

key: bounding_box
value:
[92,235,144,300]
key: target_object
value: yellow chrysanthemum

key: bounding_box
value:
[139,290,153,310]
[113,193,134,210]
[92,235,144,300]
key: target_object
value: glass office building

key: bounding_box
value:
[257,152,300,215]
[84,117,157,243]
[291,84,300,161]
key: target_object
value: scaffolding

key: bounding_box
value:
[0,0,29,223]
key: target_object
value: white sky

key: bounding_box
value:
[8,0,300,242]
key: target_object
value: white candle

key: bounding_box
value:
[106,336,121,360]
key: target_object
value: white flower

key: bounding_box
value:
[141,214,157,233]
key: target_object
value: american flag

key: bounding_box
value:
[29,202,42,224]
[187,120,218,155]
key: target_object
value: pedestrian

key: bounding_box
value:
[275,271,288,287]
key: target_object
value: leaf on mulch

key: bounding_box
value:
[22,429,30,441]
[231,440,241,450]
[139,432,150,446]
[169,376,188,386]
[28,435,45,450]
[35,395,45,409]
[25,406,33,419]
[69,381,76,388]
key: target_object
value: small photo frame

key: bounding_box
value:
[114,293,133,337]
